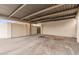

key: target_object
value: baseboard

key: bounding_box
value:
[42,34,76,39]
[0,34,39,39]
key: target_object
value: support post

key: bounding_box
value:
[29,23,32,35]
[77,8,79,42]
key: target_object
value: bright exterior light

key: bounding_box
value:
[32,23,41,27]
[0,19,16,23]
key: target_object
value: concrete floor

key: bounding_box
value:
[0,35,79,55]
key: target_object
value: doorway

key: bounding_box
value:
[37,27,41,34]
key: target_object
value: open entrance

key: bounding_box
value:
[37,27,41,34]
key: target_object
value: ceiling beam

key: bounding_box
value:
[9,4,26,18]
[28,8,77,22]
[40,17,75,23]
[32,13,76,22]
[21,4,64,20]
[33,14,75,23]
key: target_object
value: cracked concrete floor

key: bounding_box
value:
[0,35,79,55]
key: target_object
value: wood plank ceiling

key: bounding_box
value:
[0,4,78,23]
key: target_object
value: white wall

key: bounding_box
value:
[11,23,30,38]
[0,22,30,38]
[0,22,11,38]
[7,22,11,38]
[0,16,31,38]
[76,8,79,42]
[42,18,76,37]
[0,22,8,38]
[0,15,18,38]
[11,23,26,37]
[31,26,37,35]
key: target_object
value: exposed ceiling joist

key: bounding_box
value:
[32,13,76,22]
[34,15,75,23]
[9,4,26,18]
[40,17,75,23]
[21,4,64,20]
[29,8,77,22]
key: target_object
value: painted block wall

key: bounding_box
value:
[11,23,30,38]
[31,26,37,35]
[42,18,76,37]
[11,23,26,37]
[0,22,8,38]
[0,16,30,38]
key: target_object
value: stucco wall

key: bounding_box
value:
[0,22,8,38]
[31,26,37,35]
[11,23,30,38]
[0,16,30,38]
[42,18,76,37]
